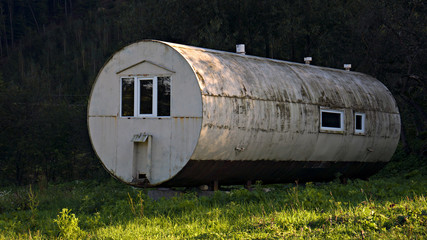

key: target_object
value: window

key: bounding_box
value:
[157,77,171,116]
[138,78,154,115]
[320,109,344,132]
[354,112,365,134]
[121,78,134,117]
[121,76,171,117]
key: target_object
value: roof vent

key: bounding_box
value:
[344,64,352,71]
[236,44,245,55]
[304,57,312,64]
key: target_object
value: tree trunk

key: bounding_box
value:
[7,0,13,48]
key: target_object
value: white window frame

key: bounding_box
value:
[354,112,366,134]
[320,108,345,132]
[120,77,136,117]
[120,76,170,118]
[136,77,157,117]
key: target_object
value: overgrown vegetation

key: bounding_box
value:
[0,171,425,239]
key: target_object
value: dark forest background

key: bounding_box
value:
[0,0,425,186]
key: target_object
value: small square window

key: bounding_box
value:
[320,109,344,132]
[354,112,365,134]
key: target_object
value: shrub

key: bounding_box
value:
[54,208,86,239]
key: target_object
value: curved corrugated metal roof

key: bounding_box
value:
[163,41,398,113]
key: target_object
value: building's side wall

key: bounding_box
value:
[167,43,400,165]
[88,41,202,185]
[190,96,399,163]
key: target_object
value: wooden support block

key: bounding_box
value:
[213,180,219,191]
[245,180,252,190]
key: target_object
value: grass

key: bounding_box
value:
[0,168,426,239]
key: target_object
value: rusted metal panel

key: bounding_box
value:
[160,160,387,187]
[169,116,203,180]
[172,43,398,112]
[166,42,400,166]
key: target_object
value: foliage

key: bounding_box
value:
[27,185,39,227]
[0,174,425,239]
[54,208,86,239]
[127,191,144,219]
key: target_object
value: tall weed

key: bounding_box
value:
[127,191,144,218]
[27,185,39,226]
[54,208,86,239]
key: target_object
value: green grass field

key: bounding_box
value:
[1,160,426,239]
[1,177,425,239]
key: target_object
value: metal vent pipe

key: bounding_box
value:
[236,44,245,55]
[344,64,351,71]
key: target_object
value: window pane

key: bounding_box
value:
[140,80,153,114]
[121,78,134,116]
[355,115,362,130]
[322,112,341,128]
[158,77,171,116]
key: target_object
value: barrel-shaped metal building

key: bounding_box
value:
[88,40,401,187]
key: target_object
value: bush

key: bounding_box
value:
[54,208,86,239]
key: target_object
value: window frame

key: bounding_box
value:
[156,76,172,117]
[319,108,345,132]
[120,76,171,118]
[136,77,157,117]
[120,77,135,117]
[354,112,366,135]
